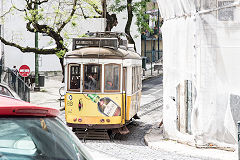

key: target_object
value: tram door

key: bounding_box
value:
[123,67,127,122]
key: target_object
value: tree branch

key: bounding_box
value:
[0,7,13,18]
[26,22,35,32]
[57,0,77,33]
[11,0,25,12]
[85,1,103,15]
[31,23,65,49]
[79,3,87,19]
[25,0,33,10]
[36,0,49,5]
[0,36,58,54]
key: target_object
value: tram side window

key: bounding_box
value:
[138,66,142,90]
[104,64,120,92]
[83,64,101,91]
[132,67,136,93]
[69,65,80,90]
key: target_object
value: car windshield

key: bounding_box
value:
[0,117,89,160]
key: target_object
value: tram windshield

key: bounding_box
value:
[69,64,80,90]
[83,64,101,91]
[104,64,120,92]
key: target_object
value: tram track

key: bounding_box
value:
[82,76,164,159]
[138,97,163,117]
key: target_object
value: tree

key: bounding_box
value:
[0,0,153,79]
[109,0,153,51]
[80,0,118,31]
[81,0,151,51]
[0,0,80,78]
[0,0,107,79]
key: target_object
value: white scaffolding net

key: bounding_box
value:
[157,0,240,148]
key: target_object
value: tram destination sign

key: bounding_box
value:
[72,38,118,50]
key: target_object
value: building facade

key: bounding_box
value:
[158,0,240,149]
[141,0,163,64]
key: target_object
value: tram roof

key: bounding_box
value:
[64,47,141,60]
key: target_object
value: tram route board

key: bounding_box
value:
[72,38,118,50]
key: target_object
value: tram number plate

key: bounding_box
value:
[89,59,96,62]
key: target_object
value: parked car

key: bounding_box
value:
[0,95,94,160]
[0,83,20,100]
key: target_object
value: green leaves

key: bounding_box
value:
[56,49,66,58]
[110,0,153,34]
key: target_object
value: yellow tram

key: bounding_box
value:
[64,32,142,139]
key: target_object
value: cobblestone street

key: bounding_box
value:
[30,74,234,160]
[81,76,210,160]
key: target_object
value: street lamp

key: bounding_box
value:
[34,1,40,91]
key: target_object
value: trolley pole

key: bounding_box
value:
[34,1,40,91]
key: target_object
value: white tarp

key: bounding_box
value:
[157,0,240,149]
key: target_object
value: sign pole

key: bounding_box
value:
[24,77,25,100]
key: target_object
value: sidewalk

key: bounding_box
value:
[30,75,63,109]
[144,123,237,160]
[143,61,163,81]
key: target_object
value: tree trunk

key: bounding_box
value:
[59,57,65,83]
[125,0,136,51]
[105,12,118,31]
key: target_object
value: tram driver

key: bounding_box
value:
[85,73,99,90]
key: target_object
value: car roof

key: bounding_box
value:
[0,96,59,117]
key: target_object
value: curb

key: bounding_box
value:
[144,124,236,160]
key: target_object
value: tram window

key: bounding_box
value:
[138,66,142,90]
[132,67,136,93]
[69,64,80,90]
[123,68,127,92]
[104,64,120,92]
[83,64,101,91]
[132,66,141,94]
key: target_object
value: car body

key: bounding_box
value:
[0,95,94,160]
[0,83,21,100]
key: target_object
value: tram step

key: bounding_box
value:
[74,128,110,140]
[118,126,129,135]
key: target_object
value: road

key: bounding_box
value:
[81,75,207,160]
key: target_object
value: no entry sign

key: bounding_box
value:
[19,65,30,77]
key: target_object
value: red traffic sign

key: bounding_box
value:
[19,65,30,77]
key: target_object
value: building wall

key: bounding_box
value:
[158,0,240,148]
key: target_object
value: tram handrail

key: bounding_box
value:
[59,86,65,110]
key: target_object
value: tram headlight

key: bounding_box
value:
[78,118,82,122]
[106,119,110,123]
[73,118,77,122]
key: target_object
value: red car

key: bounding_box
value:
[0,95,93,160]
